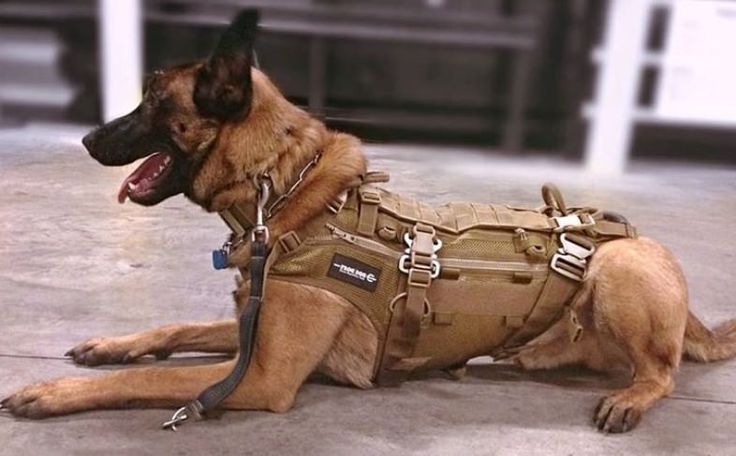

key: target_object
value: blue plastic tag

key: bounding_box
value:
[212,249,229,270]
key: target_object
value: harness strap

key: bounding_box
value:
[220,203,255,239]
[500,207,636,350]
[357,187,381,237]
[377,223,437,385]
[363,171,390,184]
[499,270,580,349]
[590,218,637,238]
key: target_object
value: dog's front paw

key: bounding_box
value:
[1,378,93,419]
[65,336,170,366]
[594,394,643,433]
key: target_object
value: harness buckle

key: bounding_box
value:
[559,233,595,260]
[553,213,595,232]
[550,233,597,282]
[326,191,348,214]
[398,254,441,279]
[403,232,443,253]
[359,188,382,205]
[550,253,587,282]
[399,229,442,278]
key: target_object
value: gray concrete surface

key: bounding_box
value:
[1,124,735,455]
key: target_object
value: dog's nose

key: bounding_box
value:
[81,131,96,151]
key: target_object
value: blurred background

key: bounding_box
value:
[0,0,735,172]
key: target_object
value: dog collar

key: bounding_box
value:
[262,152,321,218]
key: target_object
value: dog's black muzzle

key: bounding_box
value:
[82,109,155,167]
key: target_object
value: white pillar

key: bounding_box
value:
[99,0,143,122]
[584,0,652,175]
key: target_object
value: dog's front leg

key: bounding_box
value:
[1,362,235,418]
[3,281,352,418]
[65,319,238,366]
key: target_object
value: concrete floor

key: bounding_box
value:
[1,124,736,455]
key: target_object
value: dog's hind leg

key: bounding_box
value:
[65,319,238,366]
[508,284,602,371]
[3,281,360,418]
[509,318,596,371]
[587,238,688,433]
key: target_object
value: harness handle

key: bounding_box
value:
[542,183,568,215]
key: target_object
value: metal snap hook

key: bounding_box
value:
[161,406,189,432]
[251,177,271,244]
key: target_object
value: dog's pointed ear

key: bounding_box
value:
[194,9,259,120]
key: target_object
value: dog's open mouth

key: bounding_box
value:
[118,152,174,204]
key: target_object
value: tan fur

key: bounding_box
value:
[64,320,239,366]
[683,313,736,362]
[5,51,736,435]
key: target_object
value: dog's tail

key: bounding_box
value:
[683,311,736,362]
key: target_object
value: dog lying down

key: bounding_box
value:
[3,10,736,434]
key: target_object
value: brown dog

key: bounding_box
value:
[3,10,736,433]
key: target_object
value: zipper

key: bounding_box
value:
[325,223,402,258]
[441,258,546,274]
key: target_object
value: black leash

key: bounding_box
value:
[162,180,271,431]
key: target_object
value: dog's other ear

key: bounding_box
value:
[194,9,259,120]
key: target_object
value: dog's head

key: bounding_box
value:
[82,10,266,207]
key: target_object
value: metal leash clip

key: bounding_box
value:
[161,407,188,432]
[251,177,271,244]
[161,401,203,432]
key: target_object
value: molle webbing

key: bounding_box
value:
[246,181,637,385]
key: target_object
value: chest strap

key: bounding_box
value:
[377,223,441,385]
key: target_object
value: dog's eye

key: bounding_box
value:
[177,123,187,133]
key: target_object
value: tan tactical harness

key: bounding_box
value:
[219,174,637,386]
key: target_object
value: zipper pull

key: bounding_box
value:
[326,223,357,244]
